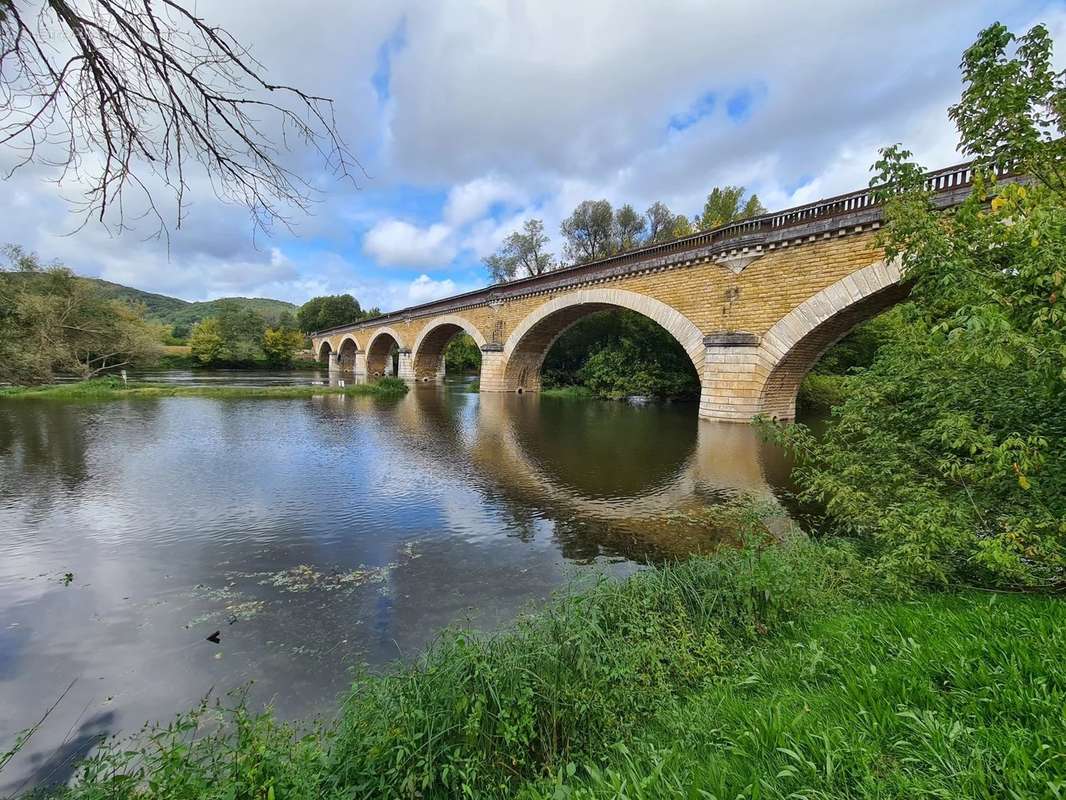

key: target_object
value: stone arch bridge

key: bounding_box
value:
[312,162,999,422]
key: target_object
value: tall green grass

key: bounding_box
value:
[525,592,1066,799]
[0,376,408,401]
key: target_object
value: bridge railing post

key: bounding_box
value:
[699,332,768,423]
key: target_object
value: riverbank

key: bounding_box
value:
[9,527,1063,799]
[0,376,408,401]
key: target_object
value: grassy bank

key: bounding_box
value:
[152,353,323,371]
[539,385,598,400]
[0,376,408,402]
[8,525,1062,799]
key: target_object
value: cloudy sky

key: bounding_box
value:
[2,0,1063,311]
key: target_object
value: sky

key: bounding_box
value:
[1,0,1064,312]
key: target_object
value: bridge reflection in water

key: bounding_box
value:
[316,382,798,561]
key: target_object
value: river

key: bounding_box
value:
[0,375,801,791]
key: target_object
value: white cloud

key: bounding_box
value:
[406,273,458,302]
[1,0,1057,307]
[363,219,457,267]
[443,176,526,226]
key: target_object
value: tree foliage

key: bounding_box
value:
[697,185,766,229]
[542,309,700,399]
[188,317,224,365]
[444,333,481,374]
[0,0,359,235]
[484,219,556,282]
[262,327,305,368]
[296,294,376,333]
[764,22,1066,589]
[0,246,161,384]
[612,204,646,251]
[560,200,614,263]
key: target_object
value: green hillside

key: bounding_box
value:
[86,278,297,335]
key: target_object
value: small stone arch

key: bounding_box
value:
[337,335,361,371]
[366,327,407,377]
[757,259,908,419]
[412,315,487,382]
[502,288,705,392]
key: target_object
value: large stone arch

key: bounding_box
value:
[366,327,407,377]
[500,288,705,392]
[317,339,333,363]
[411,315,487,382]
[337,335,361,371]
[757,259,907,419]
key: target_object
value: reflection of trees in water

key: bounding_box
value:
[0,404,94,499]
[0,401,171,517]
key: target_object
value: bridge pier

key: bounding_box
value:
[327,351,340,373]
[353,351,367,380]
[477,344,507,392]
[698,332,768,423]
[397,349,416,382]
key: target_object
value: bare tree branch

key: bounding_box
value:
[0,0,363,239]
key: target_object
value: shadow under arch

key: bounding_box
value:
[757,259,909,419]
[337,335,360,371]
[501,288,705,393]
[317,340,333,364]
[411,315,487,382]
[366,328,407,377]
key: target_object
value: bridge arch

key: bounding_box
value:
[502,288,705,393]
[757,259,907,419]
[412,315,487,382]
[366,327,407,377]
[337,335,361,371]
[317,340,333,364]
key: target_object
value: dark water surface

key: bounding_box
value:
[0,379,796,790]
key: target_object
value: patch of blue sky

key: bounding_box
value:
[785,174,815,194]
[725,83,767,123]
[668,91,716,132]
[371,18,407,103]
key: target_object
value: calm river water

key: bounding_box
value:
[0,376,799,791]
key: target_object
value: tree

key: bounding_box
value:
[645,202,676,243]
[0,245,160,383]
[764,22,1065,589]
[0,0,359,236]
[949,22,1066,191]
[444,333,481,373]
[262,327,304,367]
[189,318,224,365]
[297,294,370,333]
[613,204,646,252]
[670,214,695,239]
[483,218,556,282]
[214,301,266,363]
[560,200,614,263]
[697,186,766,229]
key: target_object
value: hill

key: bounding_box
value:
[85,278,297,336]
